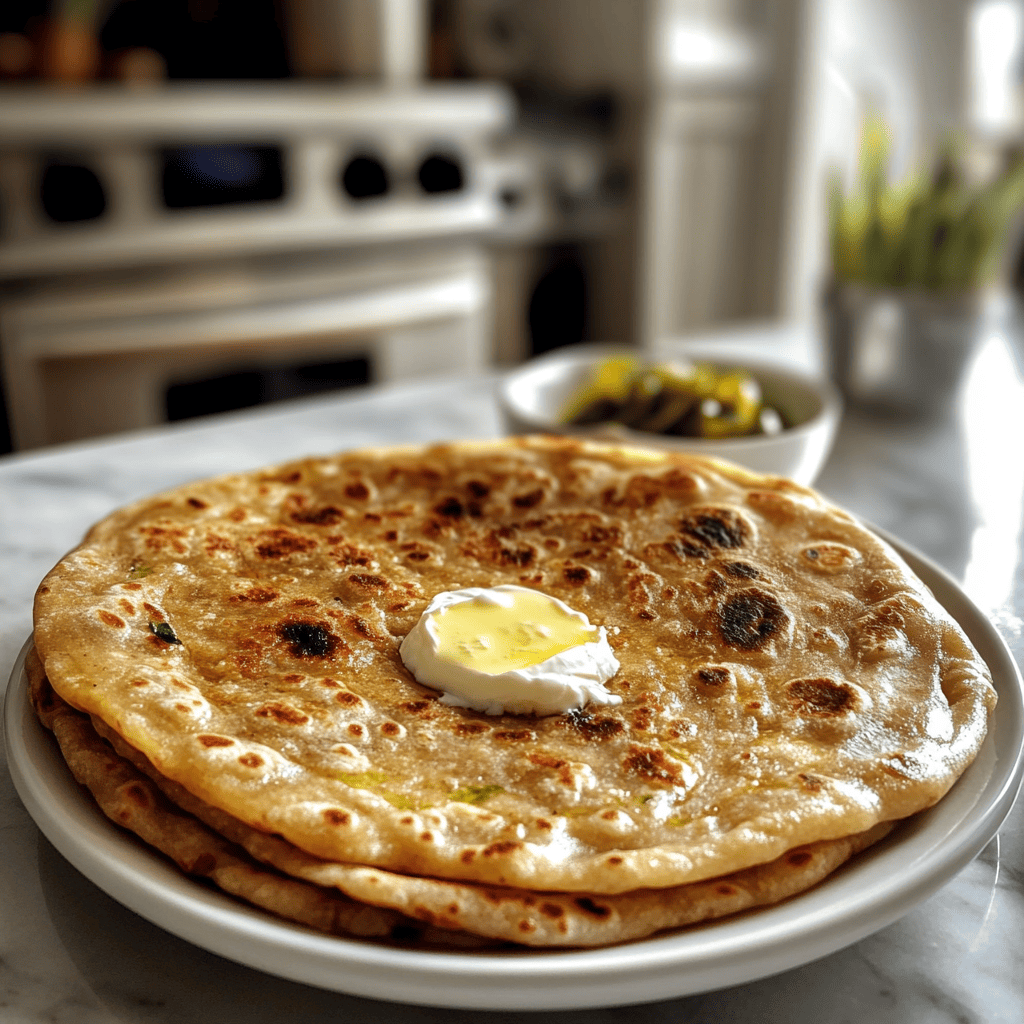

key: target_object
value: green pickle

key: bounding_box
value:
[558,355,640,425]
[698,370,762,438]
[561,355,783,440]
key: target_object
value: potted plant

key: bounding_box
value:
[824,115,1024,416]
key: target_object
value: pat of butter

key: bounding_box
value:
[434,587,596,673]
[400,585,621,716]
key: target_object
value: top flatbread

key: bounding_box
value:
[32,436,996,893]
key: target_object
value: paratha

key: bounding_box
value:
[28,651,894,948]
[32,436,996,895]
[26,650,493,949]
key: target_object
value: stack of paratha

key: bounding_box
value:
[29,436,997,948]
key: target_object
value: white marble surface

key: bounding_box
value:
[2,348,1024,1022]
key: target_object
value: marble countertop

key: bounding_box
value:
[2,334,1023,1022]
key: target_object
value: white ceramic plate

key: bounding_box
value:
[5,533,1024,1011]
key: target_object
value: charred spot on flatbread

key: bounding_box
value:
[679,507,752,553]
[723,560,761,579]
[557,708,625,742]
[717,588,788,650]
[622,745,685,786]
[253,528,318,559]
[278,620,341,659]
[290,505,346,526]
[692,665,736,698]
[786,678,857,717]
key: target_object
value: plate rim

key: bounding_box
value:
[5,530,1024,1010]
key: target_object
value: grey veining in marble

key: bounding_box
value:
[2,349,1023,1023]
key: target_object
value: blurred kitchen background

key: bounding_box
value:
[1,0,1022,453]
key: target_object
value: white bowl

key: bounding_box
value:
[497,344,843,486]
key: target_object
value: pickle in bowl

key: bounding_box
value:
[560,356,787,440]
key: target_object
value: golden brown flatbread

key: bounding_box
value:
[28,649,894,948]
[24,648,471,947]
[32,437,996,895]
